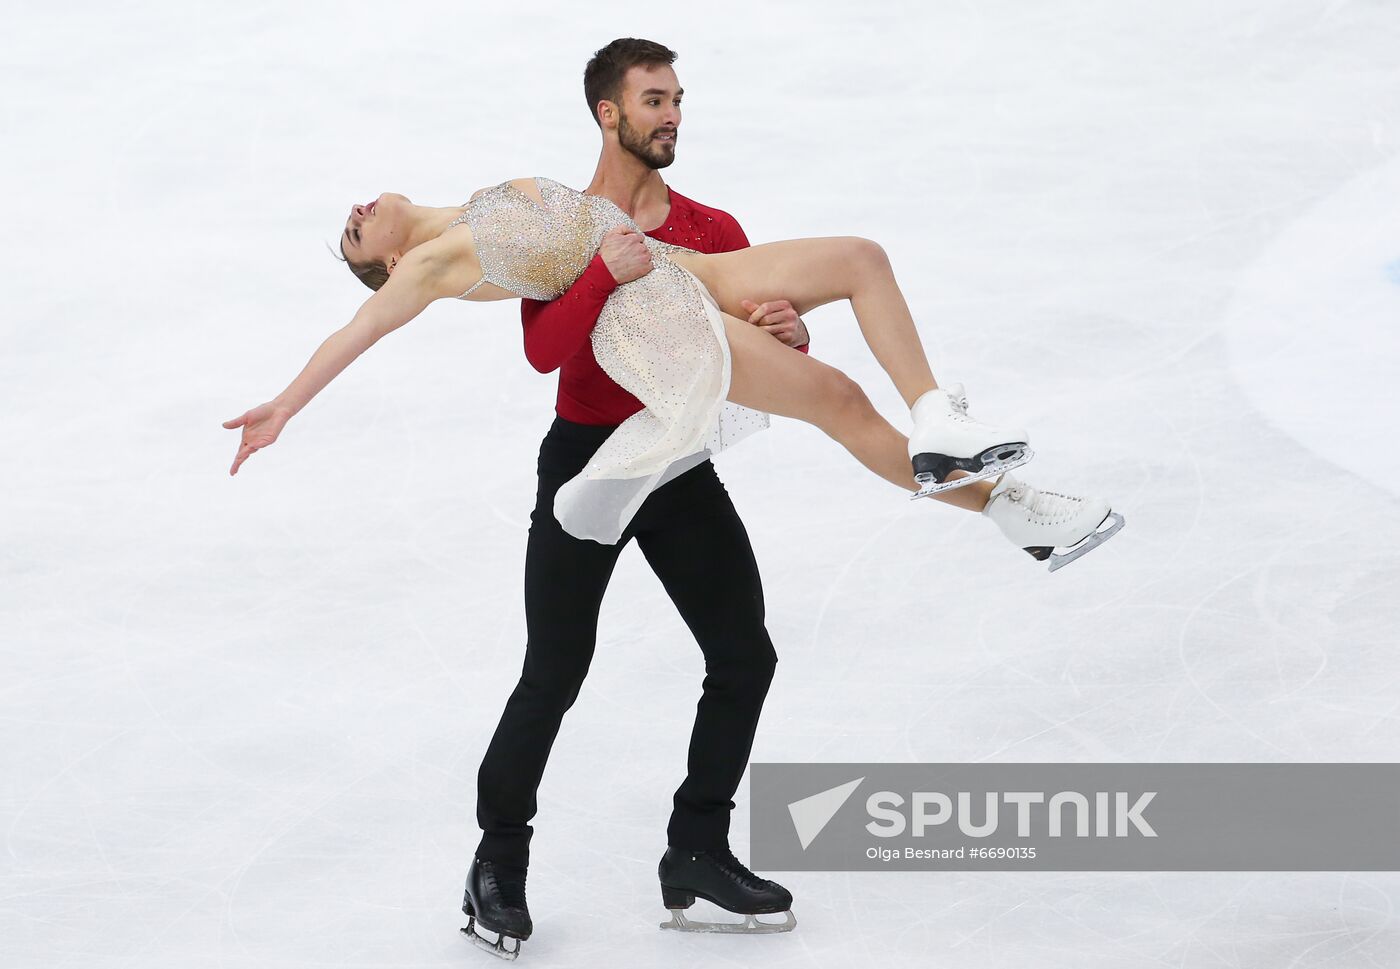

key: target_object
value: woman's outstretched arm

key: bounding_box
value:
[222,237,467,475]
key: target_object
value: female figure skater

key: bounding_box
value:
[224,176,1122,569]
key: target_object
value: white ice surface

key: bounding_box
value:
[4,2,1400,967]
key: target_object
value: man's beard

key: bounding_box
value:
[617,110,676,169]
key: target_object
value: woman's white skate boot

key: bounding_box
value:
[983,472,1125,571]
[908,384,1032,498]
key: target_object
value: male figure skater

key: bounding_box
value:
[461,38,808,959]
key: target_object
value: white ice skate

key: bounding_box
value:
[983,472,1124,571]
[908,383,1032,498]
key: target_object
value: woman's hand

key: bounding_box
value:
[223,402,294,475]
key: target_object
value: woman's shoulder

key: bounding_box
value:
[529,176,590,201]
[473,177,579,208]
[463,177,591,220]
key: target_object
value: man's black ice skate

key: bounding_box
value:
[461,857,532,960]
[657,846,796,933]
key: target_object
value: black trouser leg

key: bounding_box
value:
[475,418,777,865]
[632,463,778,850]
[475,421,627,868]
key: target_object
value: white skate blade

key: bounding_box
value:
[1046,511,1125,572]
[660,907,797,934]
[460,922,522,961]
[909,448,1034,500]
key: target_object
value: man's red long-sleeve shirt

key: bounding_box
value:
[520,185,810,425]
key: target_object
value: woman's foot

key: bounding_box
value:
[983,472,1125,570]
[908,384,1032,497]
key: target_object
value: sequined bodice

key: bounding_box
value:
[450,177,685,301]
[442,177,768,543]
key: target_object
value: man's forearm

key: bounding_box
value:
[521,253,617,372]
[272,320,379,417]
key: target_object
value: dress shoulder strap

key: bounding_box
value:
[455,277,487,299]
[444,205,484,298]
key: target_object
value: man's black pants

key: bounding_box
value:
[475,416,778,868]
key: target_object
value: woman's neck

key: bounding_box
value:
[407,205,470,249]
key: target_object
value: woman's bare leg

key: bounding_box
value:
[671,239,936,408]
[722,310,992,513]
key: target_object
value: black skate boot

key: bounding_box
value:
[461,857,532,960]
[657,846,796,933]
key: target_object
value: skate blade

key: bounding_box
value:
[460,921,523,961]
[660,907,797,934]
[909,448,1034,500]
[1045,511,1125,572]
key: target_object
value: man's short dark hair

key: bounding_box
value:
[583,38,678,128]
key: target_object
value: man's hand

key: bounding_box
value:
[740,299,809,348]
[598,227,653,284]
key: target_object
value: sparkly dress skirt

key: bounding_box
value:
[464,177,769,544]
[555,256,769,543]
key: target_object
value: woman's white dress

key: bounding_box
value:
[456,177,769,544]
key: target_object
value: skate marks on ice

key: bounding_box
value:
[1223,153,1400,501]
